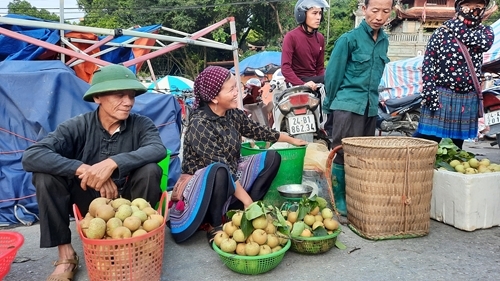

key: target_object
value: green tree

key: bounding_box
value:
[7,0,60,21]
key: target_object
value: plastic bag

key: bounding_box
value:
[303,143,329,172]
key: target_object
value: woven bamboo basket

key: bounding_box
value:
[326,136,438,240]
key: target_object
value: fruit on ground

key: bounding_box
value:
[111,226,132,239]
[251,229,268,245]
[220,238,237,253]
[87,217,106,239]
[251,215,268,230]
[245,241,260,256]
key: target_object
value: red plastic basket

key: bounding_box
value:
[0,231,24,279]
[73,192,168,281]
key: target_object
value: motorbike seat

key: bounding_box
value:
[385,94,421,108]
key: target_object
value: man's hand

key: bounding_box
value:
[304,81,317,91]
[78,158,118,193]
[98,179,119,199]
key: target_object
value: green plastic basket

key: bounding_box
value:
[212,240,291,275]
[241,142,306,207]
[158,149,171,192]
[290,226,342,255]
[156,149,171,212]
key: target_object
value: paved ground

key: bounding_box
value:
[3,139,500,281]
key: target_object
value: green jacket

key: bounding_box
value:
[323,20,390,117]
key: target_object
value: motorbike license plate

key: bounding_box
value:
[287,115,316,134]
[485,110,500,126]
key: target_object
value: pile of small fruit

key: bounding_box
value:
[446,157,500,174]
[215,202,289,256]
[281,196,340,238]
[435,138,500,174]
[79,197,164,239]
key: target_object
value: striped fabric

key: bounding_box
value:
[417,87,479,139]
[169,152,267,242]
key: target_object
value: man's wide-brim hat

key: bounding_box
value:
[83,64,147,102]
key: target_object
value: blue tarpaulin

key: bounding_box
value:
[231,51,281,75]
[0,60,181,226]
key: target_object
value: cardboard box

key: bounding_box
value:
[430,170,500,231]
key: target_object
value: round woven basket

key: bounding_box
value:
[290,226,342,254]
[212,240,291,275]
[327,136,438,240]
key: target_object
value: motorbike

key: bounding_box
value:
[242,69,273,127]
[269,69,331,148]
[480,60,500,148]
[376,89,422,136]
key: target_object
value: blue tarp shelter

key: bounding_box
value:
[231,51,281,75]
[0,60,181,226]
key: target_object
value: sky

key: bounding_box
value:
[0,0,85,20]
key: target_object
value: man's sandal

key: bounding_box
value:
[46,255,79,281]
[206,225,224,248]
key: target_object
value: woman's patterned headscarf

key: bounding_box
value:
[193,66,230,109]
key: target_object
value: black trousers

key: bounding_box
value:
[331,109,377,165]
[203,150,281,227]
[34,163,162,248]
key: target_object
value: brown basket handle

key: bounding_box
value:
[324,145,347,223]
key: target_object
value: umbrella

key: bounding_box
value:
[231,51,281,75]
[147,76,194,94]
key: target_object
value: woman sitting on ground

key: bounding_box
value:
[168,66,307,245]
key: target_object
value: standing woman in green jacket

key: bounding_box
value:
[322,0,394,216]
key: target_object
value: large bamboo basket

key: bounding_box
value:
[333,136,437,240]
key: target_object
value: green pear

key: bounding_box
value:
[86,217,106,239]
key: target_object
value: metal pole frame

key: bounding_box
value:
[0,16,243,106]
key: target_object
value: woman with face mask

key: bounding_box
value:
[413,0,495,149]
